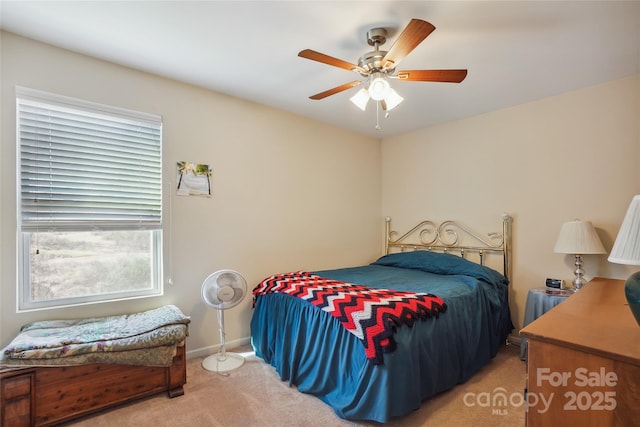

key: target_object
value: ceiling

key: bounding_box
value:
[1,1,639,139]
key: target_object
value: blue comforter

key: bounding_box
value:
[251,251,513,422]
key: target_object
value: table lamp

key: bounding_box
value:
[554,219,606,291]
[608,195,640,326]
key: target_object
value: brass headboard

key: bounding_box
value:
[384,214,513,283]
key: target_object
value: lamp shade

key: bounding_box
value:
[383,88,404,111]
[553,220,606,255]
[349,88,370,111]
[609,195,640,265]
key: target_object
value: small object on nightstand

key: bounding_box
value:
[536,288,574,297]
[545,278,564,289]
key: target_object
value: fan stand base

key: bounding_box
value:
[202,352,245,372]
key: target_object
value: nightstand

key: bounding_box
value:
[519,287,573,360]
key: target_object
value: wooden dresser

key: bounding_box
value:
[520,277,640,426]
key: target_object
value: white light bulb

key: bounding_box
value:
[368,74,390,101]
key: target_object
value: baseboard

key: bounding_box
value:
[508,334,522,346]
[186,336,252,360]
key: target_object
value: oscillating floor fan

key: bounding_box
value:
[201,269,247,373]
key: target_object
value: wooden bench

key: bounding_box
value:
[1,343,186,426]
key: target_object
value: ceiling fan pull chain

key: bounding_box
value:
[375,101,381,130]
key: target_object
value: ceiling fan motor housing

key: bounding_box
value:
[358,50,390,75]
[359,27,394,75]
[366,28,387,46]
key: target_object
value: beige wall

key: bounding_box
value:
[381,75,640,333]
[2,30,639,356]
[0,32,381,356]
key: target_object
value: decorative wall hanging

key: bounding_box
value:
[176,161,212,197]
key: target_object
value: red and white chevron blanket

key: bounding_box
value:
[253,271,447,365]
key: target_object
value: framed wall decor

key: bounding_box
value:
[176,161,212,197]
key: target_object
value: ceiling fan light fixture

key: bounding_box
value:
[383,87,404,111]
[368,73,390,101]
[350,87,370,111]
[298,19,467,129]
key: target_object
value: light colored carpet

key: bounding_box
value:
[65,344,526,426]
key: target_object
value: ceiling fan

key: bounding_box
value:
[298,19,467,115]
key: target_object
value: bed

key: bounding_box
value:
[0,305,189,427]
[250,215,513,423]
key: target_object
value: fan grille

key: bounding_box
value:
[201,269,247,310]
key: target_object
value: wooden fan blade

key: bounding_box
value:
[382,19,436,69]
[298,49,365,73]
[309,81,362,100]
[396,69,468,83]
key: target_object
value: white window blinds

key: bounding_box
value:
[17,87,162,232]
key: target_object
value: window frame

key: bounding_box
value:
[16,86,164,312]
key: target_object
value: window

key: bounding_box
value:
[17,87,163,311]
